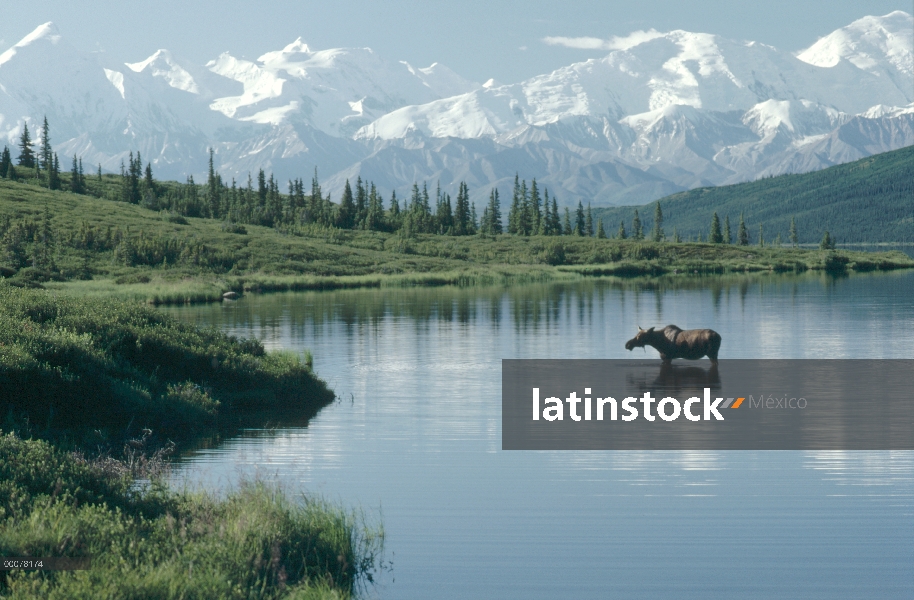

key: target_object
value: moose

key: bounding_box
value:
[625,325,721,365]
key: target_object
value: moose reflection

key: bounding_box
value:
[626,362,722,400]
[625,325,721,365]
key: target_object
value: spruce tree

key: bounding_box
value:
[39,116,52,174]
[536,189,548,235]
[519,180,530,236]
[709,212,723,243]
[70,155,81,193]
[585,203,594,237]
[575,201,585,236]
[737,213,749,246]
[672,227,681,243]
[632,210,643,240]
[596,218,606,239]
[355,177,368,228]
[144,163,155,195]
[206,148,220,216]
[308,168,323,225]
[388,190,401,230]
[563,207,572,235]
[185,175,199,217]
[49,153,61,191]
[0,146,10,177]
[480,206,490,234]
[651,201,664,242]
[724,214,732,244]
[338,180,355,228]
[416,183,433,233]
[257,169,268,208]
[365,183,384,231]
[789,216,798,247]
[120,152,141,204]
[617,220,626,240]
[266,173,282,225]
[17,123,36,168]
[548,194,560,236]
[507,175,521,234]
[820,230,835,250]
[485,188,502,234]
[454,182,472,235]
[529,179,542,234]
[436,189,453,234]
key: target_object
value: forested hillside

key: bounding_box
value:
[594,145,914,244]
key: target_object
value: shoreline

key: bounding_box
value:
[41,245,914,305]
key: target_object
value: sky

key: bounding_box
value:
[1,1,911,84]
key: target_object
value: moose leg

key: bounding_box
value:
[708,332,722,366]
[707,348,719,366]
[659,353,671,364]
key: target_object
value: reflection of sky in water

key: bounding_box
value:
[163,271,914,599]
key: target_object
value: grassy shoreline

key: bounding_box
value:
[0,283,336,449]
[0,433,383,599]
[0,284,383,598]
[2,175,911,305]
[41,243,914,305]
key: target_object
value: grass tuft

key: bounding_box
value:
[0,433,383,599]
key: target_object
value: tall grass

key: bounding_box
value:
[0,433,384,599]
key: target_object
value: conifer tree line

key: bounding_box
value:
[1,117,86,193]
[600,201,820,248]
[1,116,860,247]
[2,116,620,240]
[503,175,604,238]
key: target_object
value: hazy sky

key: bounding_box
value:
[2,1,910,84]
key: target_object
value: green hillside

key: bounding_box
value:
[1,156,912,305]
[593,145,914,244]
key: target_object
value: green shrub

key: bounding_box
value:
[0,433,383,599]
[0,284,334,447]
[541,241,566,266]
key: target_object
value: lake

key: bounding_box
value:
[161,269,914,599]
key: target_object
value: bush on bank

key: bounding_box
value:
[0,433,383,599]
[0,283,335,447]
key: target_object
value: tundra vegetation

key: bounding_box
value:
[0,433,384,599]
[0,284,383,598]
[0,153,911,304]
[1,124,912,304]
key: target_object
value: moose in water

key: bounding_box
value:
[625,325,721,365]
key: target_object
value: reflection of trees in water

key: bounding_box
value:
[712,286,722,311]
[160,270,856,340]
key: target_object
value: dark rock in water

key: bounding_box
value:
[222,291,239,300]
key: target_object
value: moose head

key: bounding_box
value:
[625,326,655,351]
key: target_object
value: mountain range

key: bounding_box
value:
[0,12,911,207]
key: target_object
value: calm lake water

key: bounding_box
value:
[161,270,914,599]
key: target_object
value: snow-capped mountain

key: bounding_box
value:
[0,12,911,206]
[204,40,477,136]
